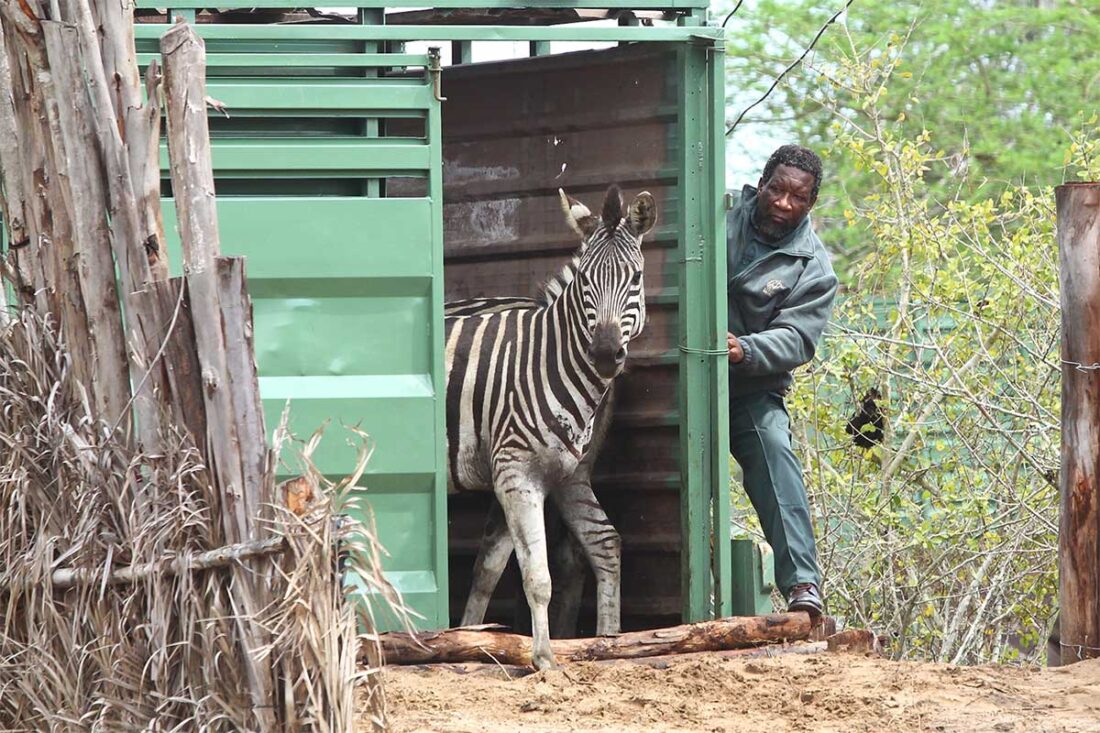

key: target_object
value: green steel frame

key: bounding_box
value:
[130,3,728,626]
[141,43,451,629]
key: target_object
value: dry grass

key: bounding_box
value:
[0,310,402,731]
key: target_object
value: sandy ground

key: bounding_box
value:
[371,652,1100,733]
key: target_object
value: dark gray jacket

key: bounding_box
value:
[727,186,839,397]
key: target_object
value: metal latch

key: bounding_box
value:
[427,46,446,102]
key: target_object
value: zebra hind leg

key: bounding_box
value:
[493,464,556,670]
[460,499,514,627]
[551,477,621,637]
[548,513,587,639]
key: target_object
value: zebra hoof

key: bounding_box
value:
[532,650,559,672]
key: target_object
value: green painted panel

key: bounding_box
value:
[357,491,435,571]
[259,382,436,476]
[202,79,434,113]
[153,48,449,630]
[158,139,431,176]
[252,294,432,377]
[161,198,433,280]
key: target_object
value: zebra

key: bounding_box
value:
[445,245,617,640]
[445,184,656,669]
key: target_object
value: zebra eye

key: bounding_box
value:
[630,271,642,286]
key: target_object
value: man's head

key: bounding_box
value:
[754,144,823,241]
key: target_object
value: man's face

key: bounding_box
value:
[754,164,818,241]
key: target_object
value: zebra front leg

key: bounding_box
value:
[460,499,514,627]
[550,478,621,637]
[494,466,556,670]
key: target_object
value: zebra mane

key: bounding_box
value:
[536,243,585,307]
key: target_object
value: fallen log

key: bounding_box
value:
[377,613,812,667]
[387,640,830,680]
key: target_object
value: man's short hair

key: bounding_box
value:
[761,144,823,199]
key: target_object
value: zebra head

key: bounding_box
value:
[559,185,657,380]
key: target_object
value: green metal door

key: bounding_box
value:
[136,27,449,630]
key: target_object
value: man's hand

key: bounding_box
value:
[727,332,744,364]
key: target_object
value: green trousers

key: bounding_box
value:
[729,391,820,595]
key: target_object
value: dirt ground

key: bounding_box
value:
[372,652,1100,733]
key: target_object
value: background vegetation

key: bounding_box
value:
[718,0,1100,664]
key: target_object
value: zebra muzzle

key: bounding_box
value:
[589,323,626,379]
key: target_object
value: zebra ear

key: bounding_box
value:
[559,188,598,237]
[601,184,623,230]
[627,191,658,237]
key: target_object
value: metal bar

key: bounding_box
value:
[675,36,727,622]
[706,37,731,618]
[451,40,474,65]
[677,42,709,623]
[426,65,451,631]
[158,140,432,175]
[164,7,195,22]
[136,52,431,68]
[359,7,385,198]
[133,25,722,43]
[137,0,709,9]
[200,80,433,111]
[1056,182,1100,665]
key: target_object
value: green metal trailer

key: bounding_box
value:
[122,1,732,632]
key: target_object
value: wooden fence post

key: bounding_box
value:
[1056,182,1100,665]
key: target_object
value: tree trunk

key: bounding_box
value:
[377,614,813,667]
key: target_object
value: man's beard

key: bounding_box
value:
[752,207,798,241]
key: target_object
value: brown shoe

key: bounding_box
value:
[787,583,824,616]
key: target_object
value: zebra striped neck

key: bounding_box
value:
[539,273,611,414]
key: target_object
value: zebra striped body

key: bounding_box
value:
[445,293,611,495]
[443,185,656,670]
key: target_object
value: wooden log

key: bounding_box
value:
[89,0,170,281]
[42,21,131,425]
[0,17,29,295]
[217,256,272,526]
[1056,182,1100,665]
[0,5,65,318]
[134,61,170,282]
[162,22,221,273]
[134,277,208,448]
[389,640,829,680]
[67,0,169,449]
[377,613,813,667]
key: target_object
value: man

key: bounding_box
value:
[726,144,838,616]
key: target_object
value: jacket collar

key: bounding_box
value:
[740,184,815,258]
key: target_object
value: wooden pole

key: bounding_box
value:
[1057,182,1100,665]
[161,23,276,728]
[48,536,287,590]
